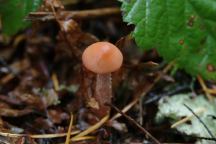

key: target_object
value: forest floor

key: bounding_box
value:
[0,0,215,144]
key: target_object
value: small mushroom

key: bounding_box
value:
[82,42,123,118]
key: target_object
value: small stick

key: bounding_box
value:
[171,107,206,128]
[0,131,80,139]
[71,136,95,142]
[190,136,216,141]
[71,115,109,140]
[65,114,74,144]
[109,104,161,144]
[51,73,60,91]
[110,98,138,121]
[28,7,120,21]
[197,75,213,101]
[184,104,215,139]
[111,61,175,121]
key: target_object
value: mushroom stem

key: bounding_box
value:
[94,73,112,118]
[82,41,123,118]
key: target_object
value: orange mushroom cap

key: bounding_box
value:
[82,42,123,74]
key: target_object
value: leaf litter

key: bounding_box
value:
[0,0,216,144]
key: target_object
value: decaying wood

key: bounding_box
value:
[28,7,120,21]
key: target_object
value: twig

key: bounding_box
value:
[52,73,60,91]
[65,114,74,144]
[139,61,175,124]
[109,104,161,144]
[171,107,206,128]
[110,98,137,121]
[197,75,213,101]
[191,136,216,141]
[71,115,109,140]
[184,104,215,139]
[0,131,80,138]
[71,136,95,142]
[110,61,175,121]
[27,7,121,21]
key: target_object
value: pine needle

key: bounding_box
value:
[65,114,74,144]
[71,115,109,140]
[0,131,80,139]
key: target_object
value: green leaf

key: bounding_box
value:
[121,0,216,80]
[156,93,216,144]
[0,0,42,35]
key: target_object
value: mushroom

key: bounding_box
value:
[82,42,123,118]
